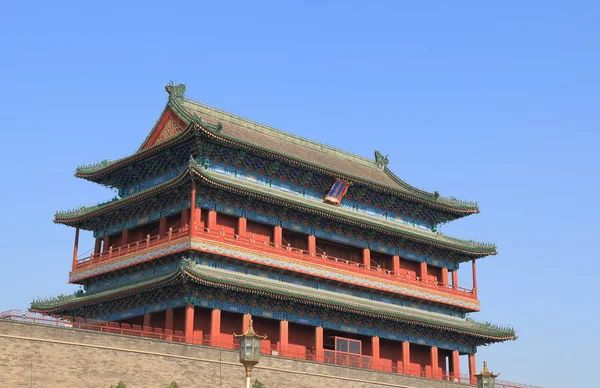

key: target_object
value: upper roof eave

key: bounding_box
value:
[55,161,496,257]
[72,87,480,216]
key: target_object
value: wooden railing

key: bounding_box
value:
[1,310,541,388]
[75,226,190,268]
[73,225,474,297]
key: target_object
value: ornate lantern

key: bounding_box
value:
[234,319,267,388]
[475,361,499,388]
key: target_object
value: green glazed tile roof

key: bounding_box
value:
[55,161,496,256]
[30,271,179,310]
[75,84,479,216]
[30,263,514,342]
[184,263,514,341]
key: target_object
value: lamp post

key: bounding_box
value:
[475,361,499,388]
[234,319,267,388]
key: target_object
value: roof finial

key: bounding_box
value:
[165,82,186,100]
[374,150,389,169]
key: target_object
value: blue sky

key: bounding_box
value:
[1,2,598,387]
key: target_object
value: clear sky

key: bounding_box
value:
[1,2,598,387]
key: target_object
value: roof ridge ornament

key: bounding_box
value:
[165,82,186,101]
[374,150,389,170]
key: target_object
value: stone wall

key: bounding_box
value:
[0,320,467,388]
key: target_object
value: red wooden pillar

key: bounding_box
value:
[315,326,324,362]
[143,312,151,328]
[121,229,129,246]
[431,346,439,379]
[273,225,282,246]
[451,350,460,381]
[207,210,217,230]
[72,226,80,270]
[472,259,478,297]
[159,216,167,237]
[102,236,110,253]
[185,304,194,343]
[242,314,251,332]
[308,235,316,255]
[362,248,371,268]
[469,353,476,384]
[238,217,247,237]
[392,255,400,274]
[94,238,102,255]
[452,270,459,289]
[279,320,289,355]
[210,308,221,344]
[165,308,174,331]
[190,182,197,235]
[402,341,411,375]
[441,268,449,287]
[420,262,428,281]
[372,336,380,366]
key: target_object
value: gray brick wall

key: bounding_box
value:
[0,320,466,388]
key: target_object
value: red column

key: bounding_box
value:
[279,320,289,355]
[165,308,174,331]
[72,226,80,270]
[431,346,439,379]
[273,226,282,246]
[472,259,478,297]
[362,248,371,268]
[238,217,247,237]
[308,235,316,255]
[190,183,197,235]
[159,216,167,237]
[402,341,411,375]
[392,255,400,274]
[452,270,459,289]
[469,353,476,384]
[451,350,460,381]
[102,236,110,253]
[210,308,221,344]
[143,312,151,328]
[94,238,102,255]
[242,314,251,332]
[315,326,324,362]
[372,336,380,366]
[185,304,195,343]
[420,262,428,281]
[207,210,217,230]
[441,268,449,287]
[121,229,129,246]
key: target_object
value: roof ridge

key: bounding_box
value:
[182,98,379,169]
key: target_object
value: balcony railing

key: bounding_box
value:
[1,310,541,388]
[73,225,474,297]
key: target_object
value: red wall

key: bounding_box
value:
[371,252,394,270]
[247,220,272,243]
[282,230,308,251]
[216,213,237,235]
[316,238,362,263]
[220,311,242,335]
[166,213,182,231]
[289,323,315,349]
[427,265,442,283]
[194,307,212,335]
[150,311,166,328]
[399,258,420,278]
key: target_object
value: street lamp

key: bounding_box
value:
[475,361,499,388]
[234,319,267,388]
